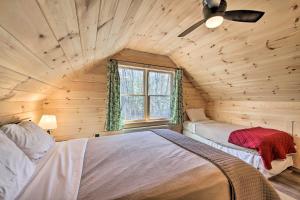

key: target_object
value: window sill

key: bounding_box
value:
[124,120,170,129]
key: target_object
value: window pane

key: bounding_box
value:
[149,96,171,119]
[119,67,144,95]
[121,96,144,121]
[148,71,171,95]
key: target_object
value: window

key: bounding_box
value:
[119,67,145,121]
[119,65,172,123]
[148,71,171,119]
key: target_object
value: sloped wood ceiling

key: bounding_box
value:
[0,0,299,102]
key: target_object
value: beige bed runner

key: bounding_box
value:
[152,129,280,200]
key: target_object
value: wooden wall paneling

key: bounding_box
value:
[0,0,72,75]
[43,60,107,140]
[95,0,121,59]
[0,0,298,142]
[113,0,157,53]
[183,75,206,109]
[151,11,202,54]
[142,0,198,51]
[167,0,300,101]
[0,24,64,102]
[127,0,173,50]
[44,49,206,140]
[147,0,200,53]
[112,48,177,68]
[48,86,106,100]
[207,101,300,132]
[179,47,298,81]
[0,101,43,126]
[0,66,55,93]
[43,65,107,140]
[0,64,64,103]
[207,100,300,168]
[126,0,165,49]
[106,0,141,51]
[0,26,64,85]
[0,88,46,102]
[37,0,84,70]
[154,1,253,53]
[100,0,133,50]
[0,0,298,103]
[128,2,207,53]
[170,0,296,55]
[0,66,33,89]
[200,31,299,62]
[74,0,101,65]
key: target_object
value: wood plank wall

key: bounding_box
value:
[207,100,300,168]
[43,65,106,140]
[0,101,43,126]
[43,49,206,141]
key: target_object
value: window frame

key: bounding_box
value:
[119,64,174,125]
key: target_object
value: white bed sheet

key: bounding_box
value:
[183,120,252,152]
[183,121,294,177]
[17,138,88,200]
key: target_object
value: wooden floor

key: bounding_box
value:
[269,168,300,200]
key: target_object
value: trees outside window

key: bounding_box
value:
[119,65,172,123]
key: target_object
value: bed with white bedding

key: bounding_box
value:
[183,120,294,177]
[17,129,279,200]
[18,132,232,200]
[1,121,279,200]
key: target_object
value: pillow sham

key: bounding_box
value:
[0,121,55,161]
[0,130,35,200]
[186,108,208,122]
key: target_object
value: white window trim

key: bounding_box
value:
[119,64,174,125]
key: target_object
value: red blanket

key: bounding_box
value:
[228,127,296,169]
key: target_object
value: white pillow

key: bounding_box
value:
[0,130,35,200]
[0,121,55,161]
[186,108,208,122]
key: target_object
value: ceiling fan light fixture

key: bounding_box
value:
[205,16,224,29]
[177,0,264,37]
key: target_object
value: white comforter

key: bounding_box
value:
[17,139,88,200]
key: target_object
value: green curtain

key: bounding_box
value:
[105,59,122,131]
[170,69,184,125]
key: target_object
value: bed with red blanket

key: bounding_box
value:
[183,120,296,177]
[228,127,296,170]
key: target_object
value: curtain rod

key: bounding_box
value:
[110,59,181,70]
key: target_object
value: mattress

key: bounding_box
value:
[17,130,279,200]
[18,131,230,200]
[183,121,294,177]
[183,120,254,152]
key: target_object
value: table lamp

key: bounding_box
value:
[39,115,57,134]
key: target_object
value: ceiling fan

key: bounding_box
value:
[178,0,265,37]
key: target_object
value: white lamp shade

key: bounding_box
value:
[39,115,57,130]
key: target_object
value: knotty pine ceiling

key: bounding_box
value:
[0,0,299,102]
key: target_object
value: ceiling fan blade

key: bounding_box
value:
[224,10,265,22]
[217,0,227,12]
[178,19,206,37]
